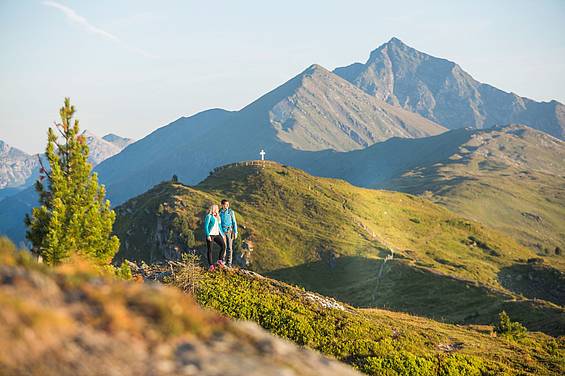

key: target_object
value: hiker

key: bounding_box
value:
[219,199,238,267]
[204,204,226,271]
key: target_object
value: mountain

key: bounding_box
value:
[383,125,565,254]
[94,64,445,206]
[243,64,445,151]
[302,124,565,255]
[334,37,565,139]
[0,132,133,197]
[0,140,38,190]
[0,238,360,376]
[84,131,134,165]
[112,162,564,335]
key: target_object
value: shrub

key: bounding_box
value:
[494,311,527,339]
[174,269,499,375]
[175,253,204,295]
[115,261,133,280]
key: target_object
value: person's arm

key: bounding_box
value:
[204,214,211,240]
[232,210,238,238]
[219,218,225,237]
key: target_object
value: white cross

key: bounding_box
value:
[259,149,266,161]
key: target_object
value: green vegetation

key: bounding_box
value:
[25,98,119,265]
[495,311,527,340]
[115,260,133,280]
[114,162,564,334]
[172,265,564,375]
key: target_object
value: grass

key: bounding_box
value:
[387,126,565,267]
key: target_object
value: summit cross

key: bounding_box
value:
[259,149,266,161]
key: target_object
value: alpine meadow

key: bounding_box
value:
[0,2,564,375]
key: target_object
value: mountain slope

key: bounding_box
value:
[168,263,563,375]
[113,162,564,334]
[303,125,565,256]
[334,37,565,139]
[94,65,444,206]
[385,125,565,255]
[243,64,445,151]
[0,238,359,376]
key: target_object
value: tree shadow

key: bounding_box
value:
[498,263,565,307]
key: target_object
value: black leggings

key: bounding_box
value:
[206,235,226,266]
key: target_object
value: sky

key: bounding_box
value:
[1,0,564,154]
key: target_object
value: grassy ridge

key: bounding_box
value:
[113,162,564,333]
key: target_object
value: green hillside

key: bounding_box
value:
[168,264,564,375]
[113,162,564,334]
[385,125,565,259]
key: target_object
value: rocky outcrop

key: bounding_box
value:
[0,140,38,189]
[0,249,360,376]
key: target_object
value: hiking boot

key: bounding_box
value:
[216,260,225,269]
[208,264,215,272]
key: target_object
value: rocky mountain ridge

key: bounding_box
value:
[334,37,565,139]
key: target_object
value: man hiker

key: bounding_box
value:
[219,199,238,267]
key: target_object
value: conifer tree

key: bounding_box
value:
[25,98,119,265]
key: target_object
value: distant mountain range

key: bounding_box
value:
[0,131,133,196]
[0,140,39,198]
[335,37,565,139]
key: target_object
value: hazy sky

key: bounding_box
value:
[1,0,564,153]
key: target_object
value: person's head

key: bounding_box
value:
[209,204,219,215]
[221,199,229,210]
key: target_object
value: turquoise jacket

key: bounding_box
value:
[219,208,238,235]
[204,214,225,237]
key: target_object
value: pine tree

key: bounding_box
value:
[25,98,119,265]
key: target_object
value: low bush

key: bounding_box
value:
[175,268,505,375]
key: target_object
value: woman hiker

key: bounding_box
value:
[204,204,226,271]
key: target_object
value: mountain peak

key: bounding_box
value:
[102,133,129,143]
[387,36,404,45]
[335,38,564,139]
[299,63,331,78]
[102,133,134,149]
[369,37,416,61]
